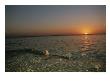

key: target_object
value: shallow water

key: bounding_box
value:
[5,34,106,72]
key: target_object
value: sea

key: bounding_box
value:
[5,34,106,72]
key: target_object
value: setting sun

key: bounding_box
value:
[84,33,88,35]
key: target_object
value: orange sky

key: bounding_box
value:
[6,5,106,36]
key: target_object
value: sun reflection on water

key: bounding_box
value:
[80,35,92,56]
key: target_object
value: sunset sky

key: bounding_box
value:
[5,5,106,36]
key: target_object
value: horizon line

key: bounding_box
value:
[6,33,106,38]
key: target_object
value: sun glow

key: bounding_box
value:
[84,33,88,35]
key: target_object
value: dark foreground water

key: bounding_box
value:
[5,34,106,72]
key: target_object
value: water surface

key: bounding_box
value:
[5,34,106,72]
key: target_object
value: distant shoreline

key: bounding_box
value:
[6,33,106,38]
